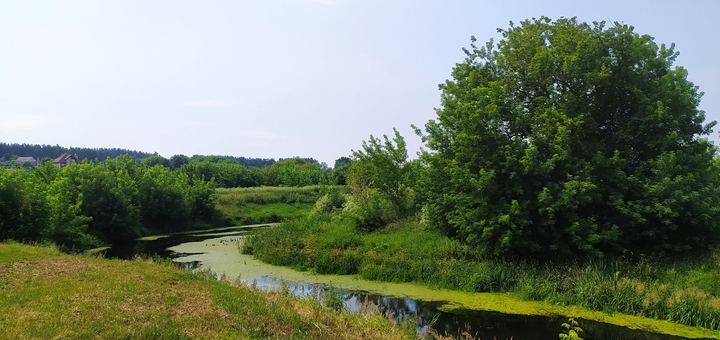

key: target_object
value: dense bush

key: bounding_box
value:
[180,161,263,188]
[344,129,422,231]
[262,158,330,186]
[0,156,221,250]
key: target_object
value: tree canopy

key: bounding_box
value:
[420,17,720,259]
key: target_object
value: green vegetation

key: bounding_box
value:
[180,160,264,188]
[419,17,720,260]
[0,242,415,340]
[559,318,584,340]
[240,17,720,335]
[262,158,331,186]
[0,156,220,251]
[174,156,342,188]
[1,151,349,251]
[244,217,720,331]
[348,129,421,231]
[0,142,155,166]
[216,186,349,225]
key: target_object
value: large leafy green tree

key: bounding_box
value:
[421,17,720,259]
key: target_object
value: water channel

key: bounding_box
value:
[102,225,716,340]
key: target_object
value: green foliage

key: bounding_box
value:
[330,157,352,185]
[141,155,171,168]
[341,190,395,232]
[215,186,345,225]
[262,157,329,187]
[180,161,263,188]
[169,154,190,170]
[246,217,720,330]
[59,158,144,243]
[559,318,584,340]
[136,165,192,232]
[420,17,720,259]
[345,129,420,231]
[44,175,96,251]
[311,191,347,215]
[0,169,49,242]
[0,155,222,251]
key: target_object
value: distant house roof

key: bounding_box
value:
[52,153,80,167]
[16,157,37,165]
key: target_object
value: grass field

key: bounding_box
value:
[0,241,415,340]
[215,185,348,225]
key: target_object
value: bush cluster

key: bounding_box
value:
[0,156,220,251]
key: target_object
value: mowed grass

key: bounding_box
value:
[0,242,414,340]
[216,186,348,225]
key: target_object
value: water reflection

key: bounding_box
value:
[102,227,706,340]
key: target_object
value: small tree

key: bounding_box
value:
[421,17,720,259]
[349,129,418,226]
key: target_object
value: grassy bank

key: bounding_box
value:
[215,185,347,225]
[243,217,720,334]
[0,242,415,340]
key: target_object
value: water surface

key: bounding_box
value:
[102,226,717,340]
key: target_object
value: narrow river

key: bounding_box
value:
[102,225,716,340]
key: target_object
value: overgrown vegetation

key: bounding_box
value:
[0,242,416,340]
[1,149,353,251]
[0,157,220,251]
[244,217,720,331]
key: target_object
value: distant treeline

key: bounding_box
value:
[0,143,326,169]
[0,143,155,162]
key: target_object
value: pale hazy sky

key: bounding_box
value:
[1,1,718,165]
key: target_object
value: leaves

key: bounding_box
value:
[421,17,720,259]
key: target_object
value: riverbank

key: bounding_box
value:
[0,242,415,340]
[242,217,720,339]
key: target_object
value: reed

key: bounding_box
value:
[244,217,720,330]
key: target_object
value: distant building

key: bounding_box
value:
[15,157,38,167]
[52,153,80,167]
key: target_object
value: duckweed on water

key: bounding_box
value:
[242,217,720,338]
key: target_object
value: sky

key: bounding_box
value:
[1,0,719,165]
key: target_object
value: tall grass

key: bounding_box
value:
[215,185,348,225]
[244,217,720,330]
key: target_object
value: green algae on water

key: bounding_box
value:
[169,235,720,340]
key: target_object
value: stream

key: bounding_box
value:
[102,225,715,340]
